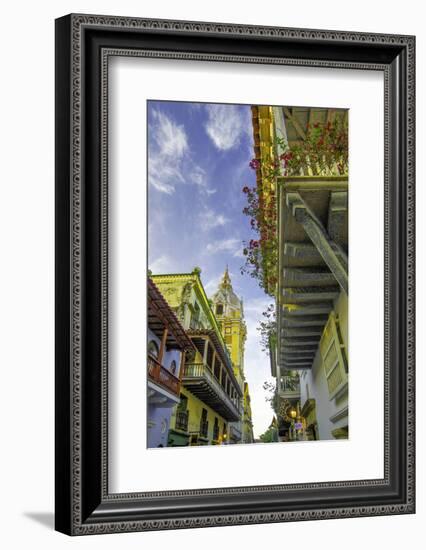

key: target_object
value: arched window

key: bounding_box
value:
[216,303,223,315]
[148,339,159,359]
[170,360,177,374]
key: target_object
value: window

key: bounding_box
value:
[148,339,159,359]
[319,312,348,400]
[190,301,201,329]
[213,418,219,441]
[170,360,177,374]
[177,394,188,412]
[216,304,223,315]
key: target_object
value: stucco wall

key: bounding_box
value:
[171,387,228,444]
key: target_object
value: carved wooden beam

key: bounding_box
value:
[286,192,349,295]
[282,286,340,303]
[282,267,337,287]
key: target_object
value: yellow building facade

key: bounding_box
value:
[211,267,246,385]
[211,267,254,444]
[151,269,242,446]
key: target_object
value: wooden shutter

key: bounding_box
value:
[319,312,348,400]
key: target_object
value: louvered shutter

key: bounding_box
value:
[319,312,348,399]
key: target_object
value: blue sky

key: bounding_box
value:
[147,100,274,438]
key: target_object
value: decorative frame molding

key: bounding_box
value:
[55,14,415,535]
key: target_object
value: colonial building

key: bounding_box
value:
[252,105,349,441]
[210,267,247,444]
[151,269,243,446]
[147,278,195,448]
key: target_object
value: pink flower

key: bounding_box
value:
[249,159,260,170]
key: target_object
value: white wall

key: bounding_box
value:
[0,1,423,549]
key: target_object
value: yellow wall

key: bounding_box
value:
[222,318,246,384]
[170,388,228,444]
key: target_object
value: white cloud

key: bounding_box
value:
[205,237,242,255]
[151,109,188,157]
[199,210,229,231]
[149,255,175,274]
[205,104,247,151]
[203,273,223,296]
[148,109,215,195]
[189,165,215,194]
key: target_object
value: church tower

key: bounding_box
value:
[211,267,247,387]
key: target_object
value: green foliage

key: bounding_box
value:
[259,425,278,443]
[262,379,278,413]
[258,303,276,355]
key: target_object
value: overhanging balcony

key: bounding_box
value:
[183,363,240,422]
[148,354,181,398]
[277,176,348,370]
[278,375,300,401]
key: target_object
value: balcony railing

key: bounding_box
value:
[278,375,300,400]
[148,354,181,397]
[199,420,209,439]
[183,363,240,422]
[175,410,188,432]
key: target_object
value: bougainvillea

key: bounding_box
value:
[277,117,348,177]
[241,117,348,295]
[241,116,348,346]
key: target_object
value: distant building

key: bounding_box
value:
[147,278,195,448]
[151,269,243,446]
[211,267,250,444]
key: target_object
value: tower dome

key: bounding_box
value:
[211,266,242,316]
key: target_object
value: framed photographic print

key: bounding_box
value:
[55,14,415,535]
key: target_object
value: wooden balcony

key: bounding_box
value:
[183,363,240,422]
[148,354,181,397]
